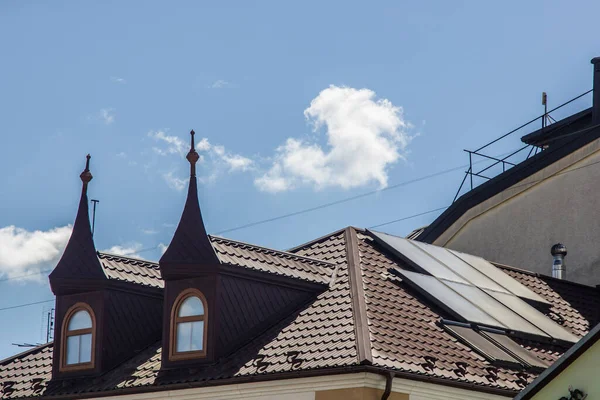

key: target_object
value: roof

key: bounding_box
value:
[514,322,600,400]
[521,108,592,147]
[1,228,598,399]
[95,234,335,291]
[417,123,600,244]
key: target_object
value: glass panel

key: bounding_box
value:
[370,231,468,283]
[446,325,520,363]
[444,281,548,338]
[190,321,204,351]
[66,336,79,365]
[178,296,204,317]
[68,310,92,331]
[484,289,579,343]
[176,321,193,352]
[412,241,509,293]
[480,331,549,368]
[79,334,92,363]
[396,269,504,327]
[449,250,549,304]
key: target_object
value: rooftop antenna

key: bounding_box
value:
[45,308,55,343]
[91,199,100,236]
[542,91,548,129]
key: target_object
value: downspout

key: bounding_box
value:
[381,371,394,400]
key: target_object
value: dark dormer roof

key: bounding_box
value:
[49,156,106,286]
[159,131,219,266]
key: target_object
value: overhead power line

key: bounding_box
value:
[3,148,600,289]
[0,299,54,312]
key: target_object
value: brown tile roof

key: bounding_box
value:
[96,234,335,291]
[210,235,335,285]
[98,253,163,289]
[1,228,598,399]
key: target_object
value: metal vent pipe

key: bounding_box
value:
[551,243,567,280]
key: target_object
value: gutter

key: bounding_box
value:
[38,365,518,400]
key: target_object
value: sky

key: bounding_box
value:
[1,0,599,359]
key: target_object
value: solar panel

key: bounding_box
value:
[449,249,550,304]
[370,230,576,343]
[396,269,504,328]
[484,289,578,343]
[446,325,520,364]
[411,240,510,293]
[480,331,550,368]
[443,281,549,338]
[370,231,468,283]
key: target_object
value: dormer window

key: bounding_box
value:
[170,289,207,360]
[61,303,95,371]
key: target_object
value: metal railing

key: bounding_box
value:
[452,89,593,203]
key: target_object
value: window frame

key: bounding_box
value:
[169,288,208,361]
[60,302,96,372]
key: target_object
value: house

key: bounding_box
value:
[0,132,599,400]
[514,320,600,400]
[414,57,600,285]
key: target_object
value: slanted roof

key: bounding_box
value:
[521,108,592,147]
[98,253,164,289]
[418,124,600,244]
[1,228,598,399]
[514,322,600,400]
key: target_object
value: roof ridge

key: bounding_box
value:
[494,261,599,290]
[285,227,348,253]
[97,251,158,266]
[344,227,373,365]
[210,235,335,266]
[0,342,52,366]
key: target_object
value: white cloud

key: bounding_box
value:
[158,243,168,255]
[163,171,188,191]
[148,131,253,189]
[141,229,158,235]
[100,108,115,125]
[110,76,126,84]
[116,152,127,158]
[255,85,412,193]
[209,79,232,89]
[102,243,143,259]
[0,225,72,281]
[149,131,188,156]
[213,145,253,172]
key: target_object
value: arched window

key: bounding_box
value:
[170,289,207,360]
[61,303,95,370]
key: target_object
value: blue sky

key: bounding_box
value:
[0,0,598,359]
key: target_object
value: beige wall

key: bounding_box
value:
[529,339,600,399]
[435,139,600,285]
[315,387,408,400]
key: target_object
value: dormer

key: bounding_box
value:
[159,131,329,370]
[48,156,163,380]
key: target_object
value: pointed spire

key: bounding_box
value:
[49,155,105,288]
[160,131,220,268]
[187,130,200,177]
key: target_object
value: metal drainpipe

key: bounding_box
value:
[381,371,394,400]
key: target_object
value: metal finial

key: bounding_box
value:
[80,154,93,184]
[186,130,200,177]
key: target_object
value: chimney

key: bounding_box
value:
[551,243,567,280]
[592,58,600,125]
